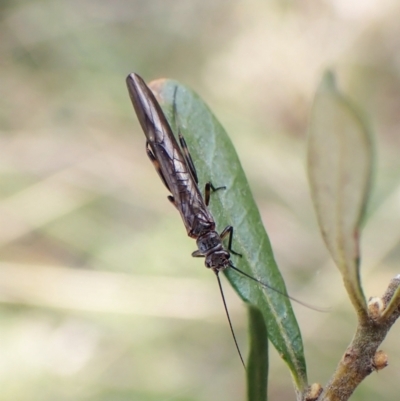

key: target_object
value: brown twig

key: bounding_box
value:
[317,275,400,401]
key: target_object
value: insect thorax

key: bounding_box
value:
[196,231,222,253]
[196,231,230,269]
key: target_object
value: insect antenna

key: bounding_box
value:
[229,263,329,312]
[214,270,246,369]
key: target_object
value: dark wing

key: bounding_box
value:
[126,73,214,236]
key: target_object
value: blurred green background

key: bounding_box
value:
[1,1,400,400]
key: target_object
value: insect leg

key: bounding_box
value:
[171,87,228,205]
[220,225,242,257]
[171,87,200,184]
[204,182,227,206]
[167,195,176,205]
[191,250,205,258]
[178,134,199,184]
[146,142,171,191]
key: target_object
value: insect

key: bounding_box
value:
[126,72,319,367]
[126,71,255,363]
[126,73,239,274]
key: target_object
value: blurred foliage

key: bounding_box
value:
[308,71,373,320]
[1,1,400,400]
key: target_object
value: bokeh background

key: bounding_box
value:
[1,1,400,400]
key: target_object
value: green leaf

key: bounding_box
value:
[247,306,269,401]
[307,70,373,320]
[149,78,307,393]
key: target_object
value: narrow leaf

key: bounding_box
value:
[307,71,373,319]
[247,306,269,401]
[149,79,308,392]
